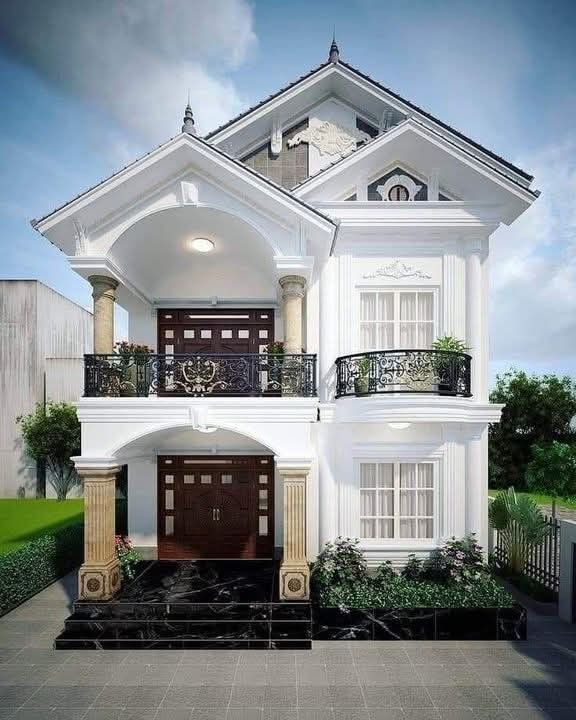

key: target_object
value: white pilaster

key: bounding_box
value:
[465,426,488,553]
[319,256,338,401]
[466,238,487,401]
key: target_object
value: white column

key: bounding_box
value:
[319,257,337,402]
[466,427,488,554]
[466,239,486,400]
[89,275,118,354]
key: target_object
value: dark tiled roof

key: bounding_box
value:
[32,132,336,230]
[205,60,533,183]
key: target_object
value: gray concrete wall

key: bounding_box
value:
[0,280,92,497]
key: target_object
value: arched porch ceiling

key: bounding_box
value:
[114,425,273,461]
[109,205,277,303]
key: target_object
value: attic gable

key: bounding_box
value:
[206,59,533,191]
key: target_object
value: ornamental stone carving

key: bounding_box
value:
[362,259,432,280]
[287,121,371,157]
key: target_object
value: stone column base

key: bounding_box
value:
[78,558,121,601]
[279,563,310,601]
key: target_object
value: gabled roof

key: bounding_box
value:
[291,117,539,200]
[32,131,336,232]
[206,60,533,184]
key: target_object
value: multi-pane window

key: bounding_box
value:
[360,462,434,540]
[359,290,435,350]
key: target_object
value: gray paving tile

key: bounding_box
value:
[0,664,56,685]
[297,666,330,686]
[82,711,124,720]
[332,711,371,720]
[358,666,422,687]
[227,711,265,720]
[190,710,227,720]
[406,649,466,666]
[426,686,501,709]
[193,685,232,707]
[154,711,193,720]
[329,686,365,707]
[297,711,334,720]
[0,649,20,664]
[10,649,67,665]
[414,666,479,687]
[297,687,333,708]
[162,687,202,707]
[12,712,86,720]
[23,685,105,708]
[0,685,42,708]
[362,685,432,709]
[487,685,540,709]
[261,711,297,720]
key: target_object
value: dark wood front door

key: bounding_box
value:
[158,455,274,559]
[157,309,274,355]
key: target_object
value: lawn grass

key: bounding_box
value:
[0,499,84,556]
[488,488,576,511]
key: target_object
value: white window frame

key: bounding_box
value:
[356,286,440,352]
[353,450,441,549]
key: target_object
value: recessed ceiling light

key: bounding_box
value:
[388,422,411,430]
[187,237,214,253]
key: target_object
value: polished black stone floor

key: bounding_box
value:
[54,560,312,650]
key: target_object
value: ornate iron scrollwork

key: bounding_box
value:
[335,349,471,398]
[84,353,317,398]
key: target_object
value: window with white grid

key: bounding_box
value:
[359,290,435,351]
[360,462,434,539]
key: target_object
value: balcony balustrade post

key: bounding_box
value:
[88,275,118,354]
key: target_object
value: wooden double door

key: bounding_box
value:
[158,455,274,559]
[157,308,275,355]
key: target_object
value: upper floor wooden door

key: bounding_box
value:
[157,309,274,355]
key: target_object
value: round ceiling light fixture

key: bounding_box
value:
[388,422,411,430]
[187,237,214,253]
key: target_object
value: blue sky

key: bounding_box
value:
[1,0,575,383]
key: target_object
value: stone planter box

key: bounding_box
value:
[312,604,526,641]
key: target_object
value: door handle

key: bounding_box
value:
[216,508,220,521]
[212,508,216,521]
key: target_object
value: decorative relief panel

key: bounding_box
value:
[362,259,432,281]
[287,120,371,157]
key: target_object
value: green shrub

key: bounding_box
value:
[316,574,513,609]
[526,441,576,498]
[115,535,142,580]
[312,534,513,609]
[0,523,83,616]
[311,536,367,591]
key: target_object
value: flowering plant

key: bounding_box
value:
[266,341,284,355]
[115,535,142,580]
[423,535,485,584]
[113,341,154,362]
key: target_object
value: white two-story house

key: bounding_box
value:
[32,41,537,603]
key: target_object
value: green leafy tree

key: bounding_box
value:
[489,488,549,574]
[489,370,576,489]
[526,441,576,500]
[18,402,81,500]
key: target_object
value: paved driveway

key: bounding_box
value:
[1,574,576,719]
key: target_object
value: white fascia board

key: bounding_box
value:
[333,64,532,189]
[313,201,503,229]
[327,397,504,424]
[294,120,536,209]
[207,66,335,144]
[76,396,320,425]
[35,134,335,239]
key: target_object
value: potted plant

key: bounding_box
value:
[354,356,371,395]
[431,336,469,395]
[264,341,284,393]
[113,341,154,396]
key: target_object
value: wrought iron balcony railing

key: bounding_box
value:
[84,353,317,398]
[335,349,472,399]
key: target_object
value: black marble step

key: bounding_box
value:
[72,601,311,622]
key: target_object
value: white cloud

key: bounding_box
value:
[490,140,576,367]
[0,0,256,142]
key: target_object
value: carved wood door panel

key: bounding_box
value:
[157,456,274,559]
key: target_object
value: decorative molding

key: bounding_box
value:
[180,180,198,205]
[362,259,432,280]
[376,174,422,201]
[270,118,283,156]
[72,218,88,255]
[287,120,371,158]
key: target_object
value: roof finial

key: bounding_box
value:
[329,29,339,63]
[181,96,196,135]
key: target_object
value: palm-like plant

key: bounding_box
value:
[488,487,549,574]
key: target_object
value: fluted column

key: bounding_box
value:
[89,275,118,354]
[78,465,122,600]
[279,465,310,600]
[279,275,306,354]
[466,240,486,400]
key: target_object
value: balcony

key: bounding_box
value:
[84,353,317,398]
[335,349,471,399]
